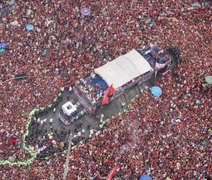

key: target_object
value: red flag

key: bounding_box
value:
[108,165,119,180]
[101,94,109,105]
[102,85,115,105]
[108,84,116,95]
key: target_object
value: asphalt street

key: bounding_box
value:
[37,78,153,139]
[26,77,154,158]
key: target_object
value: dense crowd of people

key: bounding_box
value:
[0,0,211,179]
[77,76,105,104]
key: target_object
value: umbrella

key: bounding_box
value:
[192,2,201,7]
[26,24,34,31]
[145,18,151,24]
[205,76,212,84]
[150,86,162,97]
[0,42,7,49]
[81,7,90,16]
[140,175,152,180]
[0,49,5,53]
[149,21,155,25]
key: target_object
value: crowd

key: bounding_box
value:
[77,76,104,104]
[0,0,211,179]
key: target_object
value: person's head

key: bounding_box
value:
[164,54,171,61]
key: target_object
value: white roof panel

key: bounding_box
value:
[94,49,152,89]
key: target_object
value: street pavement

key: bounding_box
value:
[26,77,154,157]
